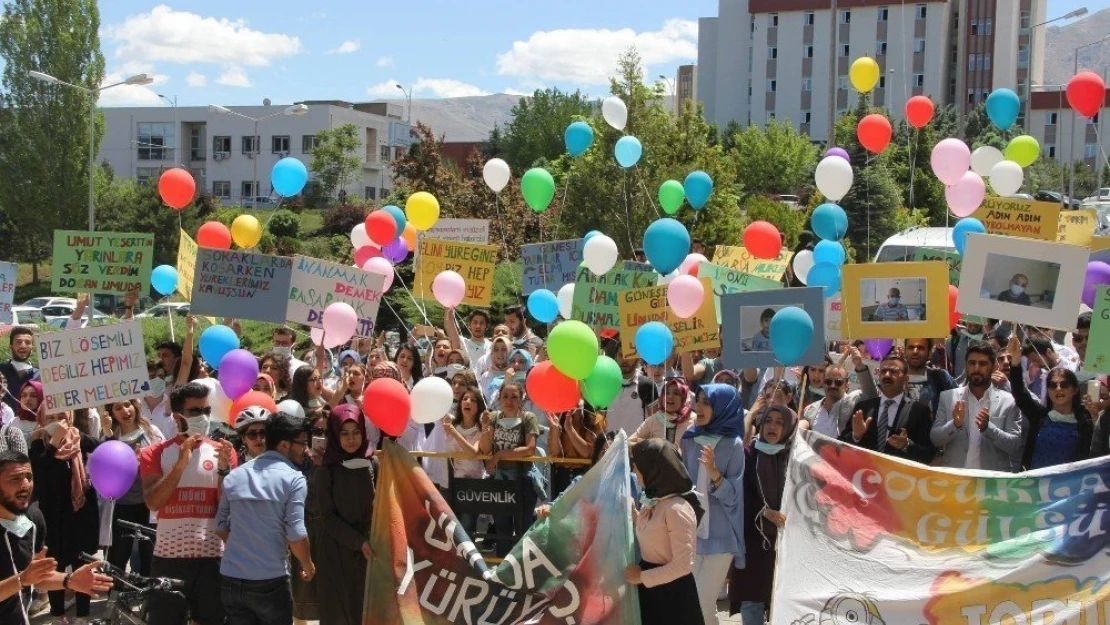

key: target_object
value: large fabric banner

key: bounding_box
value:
[772,430,1110,625]
[364,436,639,625]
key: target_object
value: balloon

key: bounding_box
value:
[769,307,814,365]
[808,262,842,297]
[1083,262,1110,308]
[276,399,305,420]
[322,302,358,347]
[583,230,601,243]
[953,218,986,256]
[813,240,846,266]
[581,356,622,409]
[350,223,372,250]
[948,284,960,330]
[365,210,398,246]
[401,223,418,251]
[382,204,407,236]
[635,322,674,366]
[229,391,278,425]
[930,138,972,187]
[849,57,880,93]
[683,171,714,210]
[667,275,705,319]
[985,88,1021,130]
[659,180,685,215]
[87,440,139,499]
[601,96,628,130]
[193,378,232,424]
[157,168,195,210]
[792,250,814,285]
[405,191,440,231]
[679,253,708,277]
[547,320,599,380]
[527,289,559,323]
[230,214,262,248]
[1004,135,1040,168]
[1067,71,1107,118]
[824,147,850,162]
[857,114,892,154]
[557,283,574,319]
[614,136,643,168]
[527,361,581,414]
[432,270,466,308]
[863,338,894,361]
[988,160,1024,197]
[815,156,853,202]
[970,146,1004,176]
[310,327,325,346]
[564,121,594,157]
[151,265,178,296]
[197,221,232,250]
[271,157,308,197]
[643,218,691,275]
[582,234,618,275]
[411,377,454,424]
[521,168,556,213]
[217,349,259,400]
[905,96,935,129]
[483,158,511,193]
[944,171,986,218]
[383,237,409,263]
[811,203,848,241]
[353,245,381,267]
[361,378,410,438]
[743,221,782,260]
[362,256,394,291]
[198,325,239,366]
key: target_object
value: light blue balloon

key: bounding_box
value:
[813,240,846,266]
[527,289,559,324]
[635,322,674,366]
[769,306,814,365]
[643,218,691,275]
[198,325,240,366]
[583,230,601,242]
[811,203,848,241]
[271,157,308,197]
[151,264,178,296]
[614,136,643,168]
[808,262,842,298]
[684,171,714,210]
[382,205,406,235]
[985,88,1021,131]
[564,121,594,157]
[953,217,987,256]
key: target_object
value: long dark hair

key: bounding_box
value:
[454,386,487,428]
[394,343,424,384]
[1047,368,1087,419]
[290,366,316,408]
[259,353,293,396]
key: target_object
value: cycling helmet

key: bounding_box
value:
[234,406,272,432]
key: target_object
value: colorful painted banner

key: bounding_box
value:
[570,265,656,331]
[35,320,150,412]
[1084,285,1110,374]
[51,231,154,295]
[623,260,656,273]
[699,261,782,324]
[414,238,499,307]
[189,249,293,323]
[177,229,198,299]
[288,256,385,337]
[912,247,963,286]
[364,436,638,625]
[1057,209,1098,246]
[825,293,843,341]
[772,430,1110,625]
[521,239,584,294]
[971,197,1061,241]
[617,278,719,357]
[0,262,15,325]
[711,245,793,282]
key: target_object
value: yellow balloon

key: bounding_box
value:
[405,191,441,232]
[849,57,881,94]
[231,214,262,248]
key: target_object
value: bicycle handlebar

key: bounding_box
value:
[78,552,185,592]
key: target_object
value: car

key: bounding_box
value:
[874,227,954,263]
[39,303,111,322]
[1,306,46,334]
[21,296,77,309]
[45,316,116,330]
[1034,190,1081,208]
[135,302,191,318]
[92,293,155,316]
[1082,188,1110,209]
[778,194,801,210]
[241,196,278,209]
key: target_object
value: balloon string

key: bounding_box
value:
[381,295,415,342]
[623,171,635,254]
[865,153,872,261]
[636,169,662,218]
[392,270,434,328]
[492,192,510,261]
[908,129,917,209]
[1093,122,1110,173]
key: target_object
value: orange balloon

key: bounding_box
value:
[197,221,232,250]
[857,114,893,154]
[158,168,196,210]
[402,223,418,250]
[229,391,278,425]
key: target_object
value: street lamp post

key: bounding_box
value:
[1068,33,1110,205]
[208,103,308,203]
[158,94,178,165]
[1025,7,1088,131]
[395,84,413,124]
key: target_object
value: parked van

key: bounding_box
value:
[873,227,954,263]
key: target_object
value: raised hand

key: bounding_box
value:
[851,410,872,442]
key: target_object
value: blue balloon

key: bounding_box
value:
[684,171,714,210]
[527,289,559,324]
[643,218,691,275]
[198,325,240,367]
[811,203,848,241]
[635,322,674,366]
[808,262,842,297]
[813,240,846,266]
[985,88,1021,131]
[151,264,178,296]
[564,121,594,157]
[769,306,814,365]
[382,205,406,235]
[953,217,987,256]
[271,157,308,197]
[583,230,601,243]
[614,136,642,168]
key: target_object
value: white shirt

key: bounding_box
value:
[288,356,310,379]
[963,386,991,470]
[142,396,177,439]
[878,393,905,428]
[805,401,838,438]
[463,337,490,374]
[0,404,13,427]
[606,374,646,437]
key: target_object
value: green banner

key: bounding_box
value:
[1084,285,1110,373]
[912,247,962,286]
[51,230,154,295]
[699,261,782,324]
[569,265,655,331]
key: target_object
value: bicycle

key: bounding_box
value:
[81,520,186,625]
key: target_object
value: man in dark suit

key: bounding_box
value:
[840,354,935,464]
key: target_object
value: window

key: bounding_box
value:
[840,44,850,57]
[1020,11,1031,30]
[1047,112,1058,126]
[1086,143,1099,159]
[803,111,812,124]
[840,10,851,25]
[271,135,290,154]
[805,11,815,25]
[967,89,977,104]
[769,46,778,59]
[767,79,777,93]
[879,76,887,89]
[136,122,174,161]
[241,135,259,155]
[241,180,258,198]
[968,54,978,70]
[212,136,231,156]
[1019,46,1030,68]
[914,73,924,87]
[877,41,887,56]
[302,135,318,153]
[212,181,231,198]
[878,7,889,22]
[803,77,813,91]
[838,76,849,90]
[982,54,991,71]
[366,186,377,200]
[970,18,993,36]
[914,38,926,53]
[136,167,159,185]
[750,16,756,33]
[915,4,927,20]
[1046,145,1056,159]
[380,145,392,162]
[769,13,778,27]
[767,112,776,120]
[805,45,814,58]
[983,18,993,35]
[190,128,204,161]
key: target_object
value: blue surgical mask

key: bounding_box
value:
[888,297,900,306]
[754,440,786,455]
[1011,285,1025,296]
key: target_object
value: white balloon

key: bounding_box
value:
[989,160,1024,197]
[792,250,815,285]
[602,96,628,131]
[483,158,511,193]
[276,399,306,420]
[557,283,575,319]
[815,157,853,202]
[679,253,708,275]
[411,377,454,424]
[582,234,618,275]
[970,146,1004,177]
[192,378,232,425]
[657,269,681,286]
[350,223,371,249]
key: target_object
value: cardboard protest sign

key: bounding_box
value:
[189,249,293,323]
[1056,209,1097,246]
[415,238,499,307]
[288,256,385,337]
[623,260,655,273]
[825,293,843,340]
[712,245,793,281]
[415,218,490,258]
[617,278,719,357]
[36,320,150,412]
[912,247,962,286]
[177,229,198,299]
[570,265,656,331]
[971,197,1060,241]
[521,239,583,294]
[1083,286,1110,373]
[699,261,782,323]
[0,262,15,325]
[51,231,154,295]
[1092,236,1110,252]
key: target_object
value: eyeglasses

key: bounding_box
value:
[824,379,846,387]
[310,427,326,437]
[183,407,212,417]
[290,438,309,447]
[244,430,266,441]
[1047,381,1074,390]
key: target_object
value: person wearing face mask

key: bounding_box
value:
[842,355,936,464]
[1,328,38,415]
[142,361,177,440]
[233,407,271,464]
[605,350,653,438]
[274,326,310,379]
[947,316,986,380]
[996,273,1032,306]
[870,288,909,321]
[103,399,164,576]
[0,379,24,455]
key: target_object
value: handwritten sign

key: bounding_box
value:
[521,239,584,294]
[825,294,843,340]
[570,265,656,331]
[416,218,490,257]
[1056,209,1097,246]
[288,256,385,337]
[618,278,719,357]
[35,321,150,412]
[189,249,293,323]
[971,197,1060,241]
[415,238,499,307]
[699,262,782,324]
[1084,286,1110,374]
[51,231,154,295]
[912,247,962,286]
[623,261,656,273]
[712,245,793,282]
[0,262,15,325]
[177,229,198,299]
[1093,236,1110,253]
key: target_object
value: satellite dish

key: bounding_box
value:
[263,98,272,106]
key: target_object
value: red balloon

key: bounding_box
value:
[158,168,196,210]
[742,221,782,260]
[365,210,398,247]
[1067,71,1106,119]
[197,221,232,250]
[857,114,893,154]
[229,391,278,425]
[362,378,411,438]
[526,361,581,414]
[354,245,382,266]
[947,284,960,331]
[905,96,935,129]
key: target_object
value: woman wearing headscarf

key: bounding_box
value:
[478,337,513,404]
[680,384,746,625]
[729,405,798,625]
[15,380,43,438]
[632,377,695,447]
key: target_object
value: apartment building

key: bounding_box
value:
[1028,85,1110,187]
[676,64,698,112]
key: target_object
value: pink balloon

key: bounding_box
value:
[432,270,466,308]
[310,327,325,346]
[679,253,708,277]
[322,302,358,348]
[931,138,972,187]
[667,275,705,319]
[944,171,986,218]
[362,256,395,292]
[354,245,381,267]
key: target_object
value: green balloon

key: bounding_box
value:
[1004,135,1040,168]
[581,355,622,408]
[546,320,598,380]
[658,180,685,215]
[521,168,556,213]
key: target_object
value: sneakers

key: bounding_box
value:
[28,593,49,615]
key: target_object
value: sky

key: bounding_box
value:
[69,0,1110,107]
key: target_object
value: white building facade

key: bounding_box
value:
[1028,85,1110,192]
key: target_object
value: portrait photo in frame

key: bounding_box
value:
[841,261,950,339]
[720,287,826,369]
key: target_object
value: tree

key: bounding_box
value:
[310,124,361,198]
[487,88,595,172]
[887,119,947,225]
[841,163,903,262]
[730,120,819,197]
[94,174,202,268]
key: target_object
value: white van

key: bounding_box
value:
[873,227,955,263]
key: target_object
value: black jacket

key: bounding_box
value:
[840,394,936,464]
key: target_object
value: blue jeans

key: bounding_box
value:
[221,576,292,625]
[740,601,766,625]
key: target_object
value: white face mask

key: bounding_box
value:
[42,422,61,438]
[0,514,33,538]
[185,415,210,437]
[273,346,293,357]
[888,297,900,306]
[147,377,167,398]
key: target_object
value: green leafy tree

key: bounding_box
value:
[310,123,361,198]
[94,174,202,267]
[841,163,904,262]
[741,195,805,249]
[887,119,947,225]
[488,88,595,172]
[730,120,819,197]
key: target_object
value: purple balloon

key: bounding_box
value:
[1083,261,1110,308]
[825,147,850,162]
[383,237,409,264]
[217,348,260,400]
[863,338,894,361]
[88,440,139,500]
